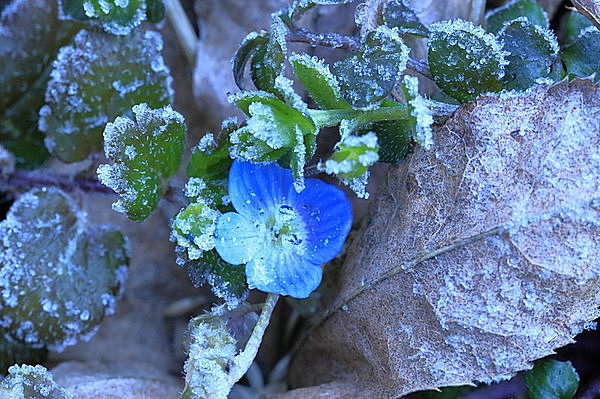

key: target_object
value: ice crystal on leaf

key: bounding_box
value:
[60,0,148,35]
[214,161,352,298]
[0,364,71,399]
[0,188,128,351]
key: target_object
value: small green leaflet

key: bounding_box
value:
[98,103,186,221]
[564,11,594,45]
[39,29,173,163]
[383,0,429,37]
[251,18,287,94]
[1,365,70,399]
[187,132,233,182]
[428,19,507,102]
[499,18,559,90]
[290,53,352,110]
[0,187,128,350]
[333,25,409,108]
[525,360,580,399]
[485,0,549,34]
[562,27,600,80]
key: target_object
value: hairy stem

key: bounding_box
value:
[308,104,409,128]
[285,29,433,79]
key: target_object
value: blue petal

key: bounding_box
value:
[228,160,295,217]
[294,178,353,265]
[245,250,323,298]
[215,212,260,265]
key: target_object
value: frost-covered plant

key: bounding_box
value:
[0,0,599,397]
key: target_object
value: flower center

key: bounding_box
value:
[265,205,305,250]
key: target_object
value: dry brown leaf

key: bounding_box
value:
[283,78,600,398]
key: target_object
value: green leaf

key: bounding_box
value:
[485,0,549,34]
[187,132,233,182]
[525,360,580,399]
[383,0,429,37]
[562,27,600,80]
[250,18,287,94]
[62,0,148,35]
[564,11,594,45]
[228,92,317,190]
[0,0,80,168]
[498,18,559,90]
[333,26,409,108]
[172,202,219,259]
[320,132,379,179]
[289,53,352,110]
[145,0,165,23]
[232,31,268,91]
[40,29,173,163]
[97,103,186,221]
[179,250,249,309]
[1,364,70,399]
[428,19,507,102]
[0,188,129,350]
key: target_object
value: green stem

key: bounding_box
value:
[308,104,410,128]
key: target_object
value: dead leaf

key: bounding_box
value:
[284,78,600,398]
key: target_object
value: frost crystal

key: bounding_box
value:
[402,76,434,149]
[78,0,147,35]
[214,161,352,298]
[1,364,71,399]
[0,188,128,350]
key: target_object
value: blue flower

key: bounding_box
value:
[215,160,353,298]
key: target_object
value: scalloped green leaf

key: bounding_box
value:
[61,0,147,35]
[333,26,409,108]
[383,0,429,37]
[39,28,173,163]
[526,360,579,399]
[428,19,507,102]
[97,103,185,221]
[0,364,70,399]
[562,27,600,80]
[0,188,128,350]
[250,18,287,94]
[0,0,80,168]
[290,53,352,110]
[187,133,233,182]
[499,18,559,90]
[564,11,594,45]
[485,0,549,34]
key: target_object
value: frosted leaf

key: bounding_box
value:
[97,103,186,221]
[402,76,434,149]
[498,18,559,90]
[382,0,429,37]
[525,360,579,399]
[562,27,600,80]
[0,364,71,399]
[39,29,173,162]
[570,0,600,31]
[184,177,229,209]
[187,132,233,182]
[228,92,317,189]
[428,19,508,102]
[333,25,409,108]
[289,78,600,397]
[0,188,128,351]
[60,0,147,35]
[289,53,352,110]
[182,296,278,398]
[171,202,219,260]
[319,132,378,198]
[0,0,79,168]
[250,17,287,94]
[564,11,594,45]
[485,0,549,34]
[176,248,248,310]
